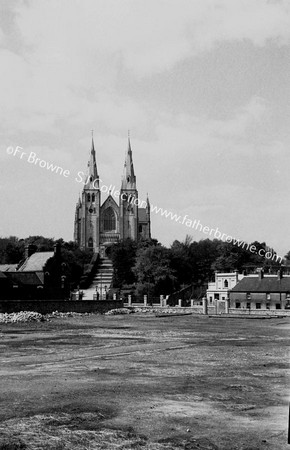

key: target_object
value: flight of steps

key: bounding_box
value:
[82,256,114,300]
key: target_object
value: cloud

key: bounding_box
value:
[0,0,288,135]
[1,0,290,255]
[14,0,290,78]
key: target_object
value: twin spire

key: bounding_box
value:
[78,132,150,212]
[86,132,137,191]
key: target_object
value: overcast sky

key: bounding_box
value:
[1,0,290,256]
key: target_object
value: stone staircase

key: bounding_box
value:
[82,256,113,300]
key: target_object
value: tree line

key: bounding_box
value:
[109,236,283,297]
[0,235,285,297]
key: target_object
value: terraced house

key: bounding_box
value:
[229,269,290,311]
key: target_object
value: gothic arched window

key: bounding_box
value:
[104,207,116,232]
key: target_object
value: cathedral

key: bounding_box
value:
[74,135,151,255]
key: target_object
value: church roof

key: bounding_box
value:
[18,252,54,272]
[138,208,147,222]
[101,194,119,210]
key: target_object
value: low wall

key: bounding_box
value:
[227,308,290,316]
[0,300,123,314]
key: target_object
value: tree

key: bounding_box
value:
[110,239,137,288]
[133,244,176,296]
[1,236,25,264]
[170,236,194,288]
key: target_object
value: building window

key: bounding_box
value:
[88,237,93,248]
[224,280,228,288]
[92,193,95,202]
[139,225,142,233]
[266,303,270,310]
[209,296,213,304]
[214,294,219,300]
[256,303,261,309]
[276,303,281,309]
[103,207,116,232]
[246,302,251,309]
[235,302,241,309]
[87,193,91,202]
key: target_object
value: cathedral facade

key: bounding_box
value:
[74,136,151,254]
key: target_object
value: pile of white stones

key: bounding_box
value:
[105,308,133,315]
[0,311,45,323]
[47,311,93,318]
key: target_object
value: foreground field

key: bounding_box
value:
[0,313,289,449]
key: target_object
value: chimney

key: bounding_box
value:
[24,244,37,259]
[54,242,61,259]
[277,268,283,280]
[258,268,264,280]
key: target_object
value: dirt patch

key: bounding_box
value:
[0,314,289,449]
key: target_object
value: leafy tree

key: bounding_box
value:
[0,236,25,264]
[25,235,55,251]
[133,244,176,296]
[110,239,138,288]
[170,236,194,288]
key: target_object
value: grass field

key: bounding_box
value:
[0,313,289,449]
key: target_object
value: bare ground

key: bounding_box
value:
[0,313,289,449]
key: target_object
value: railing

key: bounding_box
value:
[79,253,100,289]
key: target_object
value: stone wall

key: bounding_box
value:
[0,300,123,314]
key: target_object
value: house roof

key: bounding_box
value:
[5,271,44,286]
[231,275,290,293]
[6,271,43,286]
[0,264,17,272]
[18,252,54,272]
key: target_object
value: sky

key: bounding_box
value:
[0,0,290,257]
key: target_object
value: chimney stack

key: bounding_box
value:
[54,242,61,259]
[24,244,37,259]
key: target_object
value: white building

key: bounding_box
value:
[206,272,244,307]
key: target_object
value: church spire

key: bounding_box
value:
[146,193,150,211]
[122,134,136,189]
[85,133,99,189]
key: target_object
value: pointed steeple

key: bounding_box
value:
[122,133,136,189]
[85,133,99,189]
[146,193,150,211]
